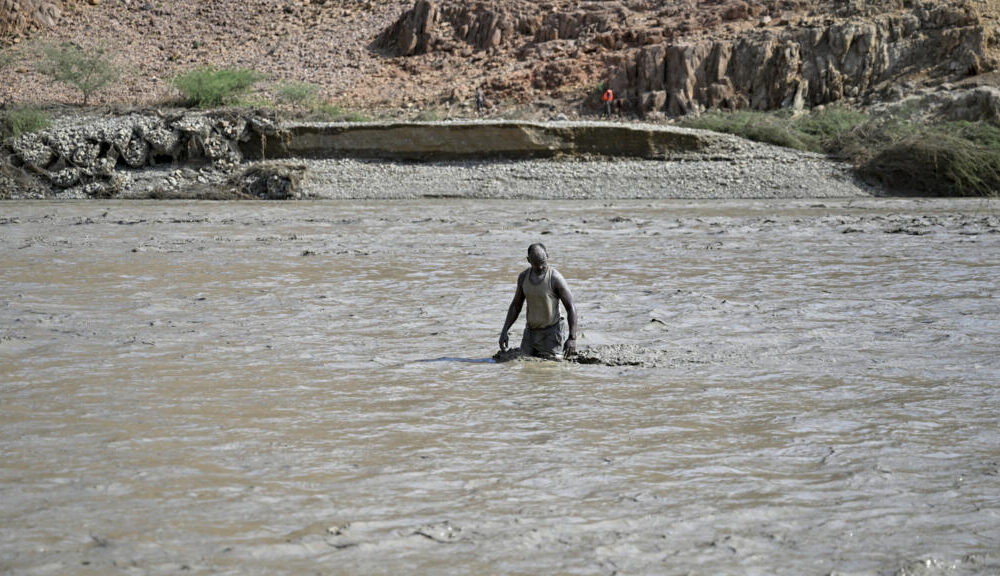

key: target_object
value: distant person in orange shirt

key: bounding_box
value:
[602,87,614,119]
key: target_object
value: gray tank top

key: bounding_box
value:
[522,267,560,329]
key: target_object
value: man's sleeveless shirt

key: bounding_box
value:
[523,267,560,329]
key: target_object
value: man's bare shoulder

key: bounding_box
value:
[550,267,569,284]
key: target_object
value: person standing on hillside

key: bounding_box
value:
[499,243,578,360]
[602,87,614,118]
[476,86,486,115]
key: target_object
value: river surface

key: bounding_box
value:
[1,199,998,575]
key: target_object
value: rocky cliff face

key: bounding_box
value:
[610,1,1000,116]
[376,0,1000,116]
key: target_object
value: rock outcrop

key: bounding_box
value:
[376,0,1000,116]
[609,1,1000,116]
[0,0,61,38]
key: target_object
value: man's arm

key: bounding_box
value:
[499,272,526,351]
[553,271,577,356]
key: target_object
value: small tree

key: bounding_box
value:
[37,42,117,106]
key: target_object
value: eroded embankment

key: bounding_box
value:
[2,112,861,200]
[260,122,712,161]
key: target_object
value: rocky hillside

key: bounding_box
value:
[1,0,999,118]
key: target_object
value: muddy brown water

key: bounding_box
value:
[1,199,998,575]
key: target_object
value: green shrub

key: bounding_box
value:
[275,81,320,107]
[173,67,265,108]
[793,106,869,152]
[682,110,816,151]
[36,42,117,106]
[682,106,1000,196]
[861,125,1000,196]
[1,107,51,140]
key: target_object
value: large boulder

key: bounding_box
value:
[0,0,61,37]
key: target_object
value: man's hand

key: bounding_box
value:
[499,331,509,351]
[564,337,576,358]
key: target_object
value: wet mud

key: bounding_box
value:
[493,344,669,366]
[1,198,999,575]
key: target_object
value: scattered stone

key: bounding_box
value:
[50,167,83,188]
[119,136,151,168]
[414,521,461,543]
[11,134,55,171]
[234,162,308,199]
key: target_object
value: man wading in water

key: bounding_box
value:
[499,243,578,360]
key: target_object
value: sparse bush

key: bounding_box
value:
[794,106,869,152]
[310,104,370,122]
[173,67,265,108]
[414,108,442,122]
[1,107,51,140]
[36,42,117,106]
[275,81,320,108]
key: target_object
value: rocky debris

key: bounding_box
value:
[934,86,1000,124]
[374,0,1000,116]
[3,110,278,198]
[413,521,461,543]
[608,1,1000,116]
[0,0,62,37]
[234,162,308,200]
[865,83,1000,125]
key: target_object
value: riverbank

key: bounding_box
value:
[1,113,876,200]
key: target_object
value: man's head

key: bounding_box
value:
[527,243,548,271]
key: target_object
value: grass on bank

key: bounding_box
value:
[173,67,266,108]
[1,107,51,140]
[681,108,1000,197]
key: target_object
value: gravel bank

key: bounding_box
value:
[300,151,873,200]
